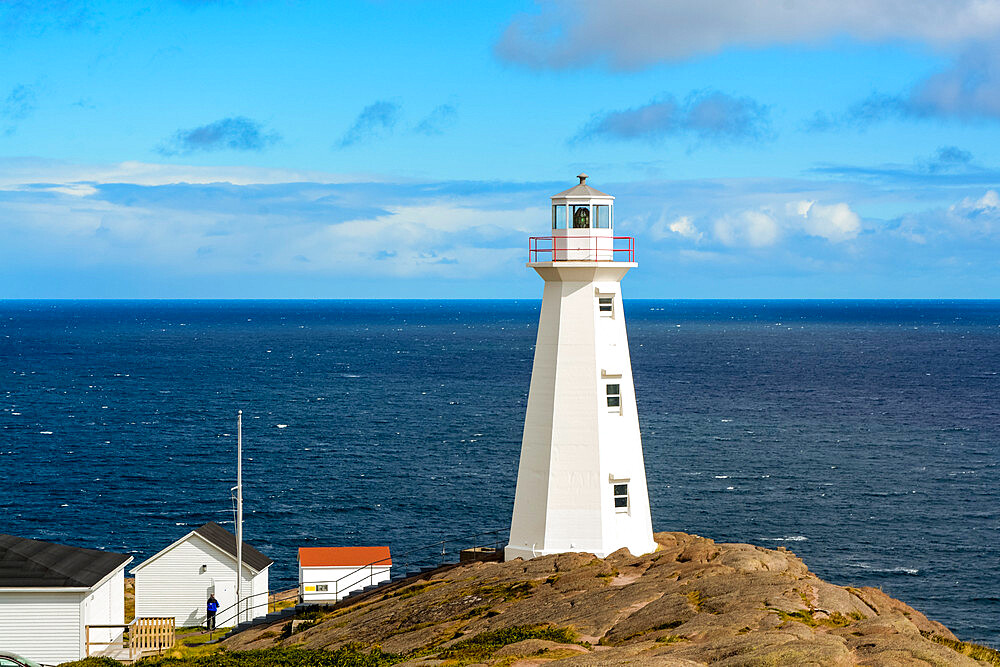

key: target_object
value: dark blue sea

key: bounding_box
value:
[1,300,998,646]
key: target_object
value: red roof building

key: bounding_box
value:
[297,546,392,602]
[298,546,391,568]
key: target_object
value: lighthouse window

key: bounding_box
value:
[598,296,614,316]
[552,205,567,229]
[613,483,629,510]
[572,205,591,228]
[606,384,621,408]
[595,205,611,228]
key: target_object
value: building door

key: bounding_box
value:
[211,579,236,627]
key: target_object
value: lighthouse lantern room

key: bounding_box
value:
[506,175,657,561]
[542,173,618,261]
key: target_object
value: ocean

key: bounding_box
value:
[1,300,997,646]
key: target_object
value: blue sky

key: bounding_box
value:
[2,0,1000,298]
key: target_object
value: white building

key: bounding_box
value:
[506,174,658,561]
[0,533,132,665]
[131,522,272,628]
[299,546,391,602]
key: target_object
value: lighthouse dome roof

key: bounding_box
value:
[552,173,613,199]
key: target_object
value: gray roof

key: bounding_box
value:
[194,522,273,572]
[552,173,612,199]
[0,534,131,588]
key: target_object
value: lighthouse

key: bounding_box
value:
[505,175,657,561]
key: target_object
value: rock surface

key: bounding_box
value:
[225,532,990,665]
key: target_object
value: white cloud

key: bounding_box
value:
[967,189,999,210]
[0,157,380,188]
[669,216,703,241]
[894,189,1000,244]
[0,168,545,281]
[714,210,781,247]
[283,204,542,277]
[5,160,1000,297]
[650,214,704,241]
[677,249,732,262]
[792,201,862,242]
[1,163,550,284]
[39,184,99,197]
[706,200,861,247]
[497,0,1000,69]
[945,189,1000,236]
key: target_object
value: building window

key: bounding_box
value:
[598,296,613,317]
[595,205,611,228]
[606,384,621,408]
[552,205,566,229]
[572,205,591,228]
[613,483,629,511]
[315,584,328,592]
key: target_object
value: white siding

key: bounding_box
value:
[299,565,390,602]
[134,535,264,628]
[506,264,657,561]
[250,567,269,621]
[0,591,83,664]
[82,569,126,650]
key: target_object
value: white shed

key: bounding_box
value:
[0,533,132,665]
[131,522,272,628]
[298,546,391,602]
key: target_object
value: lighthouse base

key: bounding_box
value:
[504,540,657,562]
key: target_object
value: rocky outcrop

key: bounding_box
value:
[225,532,992,665]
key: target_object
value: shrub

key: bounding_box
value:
[134,646,403,666]
[437,625,578,663]
[921,632,1000,666]
[474,581,535,602]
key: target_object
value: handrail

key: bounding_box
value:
[304,527,508,601]
[210,527,509,636]
[528,235,634,263]
[212,588,272,630]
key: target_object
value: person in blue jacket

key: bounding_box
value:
[206,594,219,630]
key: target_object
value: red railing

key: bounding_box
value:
[529,236,635,263]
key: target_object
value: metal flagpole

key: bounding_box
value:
[236,410,243,625]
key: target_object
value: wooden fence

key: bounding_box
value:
[86,617,175,660]
[131,617,175,655]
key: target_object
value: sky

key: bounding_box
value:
[2,0,1000,298]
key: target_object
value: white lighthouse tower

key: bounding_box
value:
[505,174,657,561]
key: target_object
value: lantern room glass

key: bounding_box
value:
[595,205,611,229]
[552,205,567,229]
[572,205,591,228]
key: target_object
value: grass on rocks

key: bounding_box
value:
[380,581,443,601]
[773,608,864,629]
[60,647,404,667]
[61,626,584,667]
[474,580,535,601]
[435,625,580,664]
[922,632,1000,666]
[685,590,707,611]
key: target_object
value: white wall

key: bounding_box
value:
[0,591,83,664]
[299,565,390,602]
[507,263,656,560]
[251,567,268,621]
[134,534,262,628]
[82,568,126,651]
[594,286,657,556]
